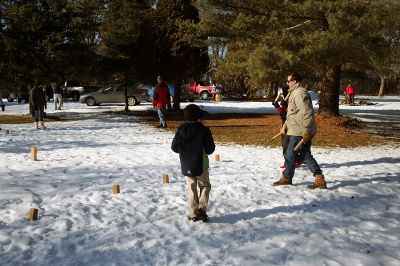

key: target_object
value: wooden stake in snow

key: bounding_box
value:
[215,154,221,161]
[215,93,222,102]
[162,174,169,184]
[112,184,120,194]
[31,146,37,161]
[5,129,9,135]
[28,208,38,221]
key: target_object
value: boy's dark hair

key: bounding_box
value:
[289,72,302,83]
[184,104,204,121]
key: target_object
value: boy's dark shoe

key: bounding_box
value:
[196,209,210,223]
[273,175,293,186]
[156,125,163,128]
[188,216,199,222]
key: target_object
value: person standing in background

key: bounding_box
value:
[152,75,171,128]
[346,82,356,106]
[29,83,47,129]
[0,92,5,112]
[51,82,63,110]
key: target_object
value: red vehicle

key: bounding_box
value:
[183,81,221,100]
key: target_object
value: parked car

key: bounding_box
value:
[80,83,147,106]
[14,85,29,103]
[1,90,17,102]
[147,85,195,102]
[63,81,99,101]
[3,85,29,103]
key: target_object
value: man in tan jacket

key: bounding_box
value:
[273,72,327,189]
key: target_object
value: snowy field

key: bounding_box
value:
[0,97,399,265]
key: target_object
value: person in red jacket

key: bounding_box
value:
[152,76,171,128]
[346,82,356,105]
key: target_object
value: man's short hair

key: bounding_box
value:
[289,72,302,83]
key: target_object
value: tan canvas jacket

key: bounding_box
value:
[285,83,317,137]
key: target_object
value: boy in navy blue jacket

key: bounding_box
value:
[171,104,215,222]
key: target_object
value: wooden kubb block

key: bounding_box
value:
[28,208,38,221]
[112,184,120,194]
[162,174,169,184]
[5,129,9,135]
[215,154,221,161]
[31,146,37,161]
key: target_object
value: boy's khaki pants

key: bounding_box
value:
[186,170,211,218]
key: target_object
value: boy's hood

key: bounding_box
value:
[178,122,203,140]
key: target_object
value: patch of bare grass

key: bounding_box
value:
[2,110,395,148]
[135,111,393,148]
[0,114,65,124]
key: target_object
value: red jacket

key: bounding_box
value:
[152,83,171,108]
[346,85,355,95]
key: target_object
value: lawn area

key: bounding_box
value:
[0,110,394,148]
[112,110,393,148]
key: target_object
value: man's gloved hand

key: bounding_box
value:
[280,124,287,135]
[302,132,311,142]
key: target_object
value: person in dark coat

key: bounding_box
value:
[171,104,215,222]
[272,85,289,155]
[51,82,63,110]
[0,92,5,112]
[29,84,47,129]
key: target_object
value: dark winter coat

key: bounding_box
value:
[171,121,215,177]
[273,99,288,124]
[52,83,63,94]
[29,86,47,113]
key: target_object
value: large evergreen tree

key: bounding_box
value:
[154,0,209,110]
[197,0,400,116]
[98,0,150,111]
[0,0,103,87]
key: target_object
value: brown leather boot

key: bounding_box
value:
[273,175,292,186]
[307,175,327,189]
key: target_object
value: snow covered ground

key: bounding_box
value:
[0,97,399,265]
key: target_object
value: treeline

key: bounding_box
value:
[1,1,399,115]
[198,0,400,116]
[0,0,208,109]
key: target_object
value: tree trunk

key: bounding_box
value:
[266,82,276,101]
[124,84,129,112]
[318,65,341,117]
[173,79,182,111]
[378,76,385,97]
[124,72,129,112]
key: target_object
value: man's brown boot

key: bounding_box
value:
[307,175,327,189]
[273,175,292,186]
